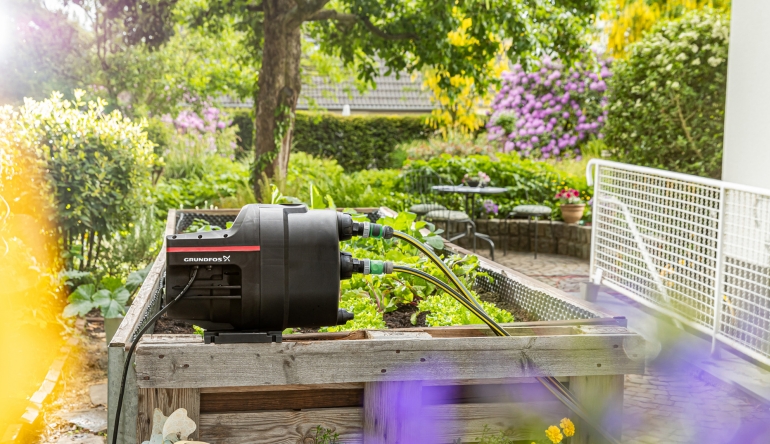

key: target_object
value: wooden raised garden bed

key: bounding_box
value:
[108,208,645,444]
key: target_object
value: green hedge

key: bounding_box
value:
[605,10,729,179]
[228,110,433,170]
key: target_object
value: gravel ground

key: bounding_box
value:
[35,320,108,444]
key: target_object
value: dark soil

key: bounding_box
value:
[383,304,430,329]
[478,290,537,322]
[153,316,195,334]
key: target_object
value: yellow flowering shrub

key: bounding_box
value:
[424,14,507,136]
[602,0,730,58]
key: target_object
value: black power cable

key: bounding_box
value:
[110,266,199,444]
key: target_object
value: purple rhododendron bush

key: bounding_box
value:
[487,56,611,160]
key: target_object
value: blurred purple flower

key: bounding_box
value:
[483,200,499,215]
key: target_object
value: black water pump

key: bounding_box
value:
[164,204,392,343]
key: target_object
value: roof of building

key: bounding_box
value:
[220,71,437,113]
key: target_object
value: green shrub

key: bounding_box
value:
[154,157,253,215]
[283,152,409,210]
[2,91,155,270]
[399,132,495,161]
[604,9,729,178]
[407,153,590,220]
[292,112,433,171]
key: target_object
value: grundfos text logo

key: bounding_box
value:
[184,255,231,262]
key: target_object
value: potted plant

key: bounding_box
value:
[555,188,585,224]
[462,172,491,188]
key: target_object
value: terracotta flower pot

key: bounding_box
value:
[560,204,585,224]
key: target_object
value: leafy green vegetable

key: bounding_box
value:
[193,325,205,338]
[323,210,512,331]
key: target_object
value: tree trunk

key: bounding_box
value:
[253,0,303,198]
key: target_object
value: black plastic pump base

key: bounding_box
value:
[204,331,283,344]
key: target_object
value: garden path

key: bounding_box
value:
[479,250,770,444]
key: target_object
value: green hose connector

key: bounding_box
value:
[364,259,394,275]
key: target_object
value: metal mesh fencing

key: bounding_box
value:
[719,190,770,357]
[474,266,602,321]
[588,160,770,364]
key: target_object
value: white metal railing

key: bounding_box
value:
[587,159,770,365]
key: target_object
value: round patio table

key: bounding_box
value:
[431,185,508,218]
[431,185,508,260]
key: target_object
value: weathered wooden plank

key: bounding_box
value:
[111,210,175,348]
[199,383,364,394]
[141,335,204,345]
[363,381,422,444]
[241,318,625,343]
[197,401,568,444]
[422,401,567,442]
[199,408,363,444]
[108,347,138,444]
[111,254,165,348]
[200,388,363,413]
[365,330,432,340]
[568,375,624,444]
[137,388,200,443]
[136,333,645,389]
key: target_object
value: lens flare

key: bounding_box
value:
[0,114,64,435]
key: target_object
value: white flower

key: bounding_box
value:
[692,58,701,66]
[665,64,673,71]
[676,53,688,61]
[707,57,724,67]
[671,82,680,90]
[691,44,699,53]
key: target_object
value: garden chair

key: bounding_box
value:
[502,205,552,259]
[403,168,448,217]
[403,169,493,257]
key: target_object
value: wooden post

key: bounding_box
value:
[363,381,422,444]
[568,375,624,444]
[137,388,200,443]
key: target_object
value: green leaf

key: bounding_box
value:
[125,268,148,293]
[425,235,445,250]
[64,284,97,317]
[93,288,128,318]
[100,276,124,292]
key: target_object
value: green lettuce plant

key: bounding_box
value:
[325,211,512,332]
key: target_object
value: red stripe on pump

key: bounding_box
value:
[167,246,261,253]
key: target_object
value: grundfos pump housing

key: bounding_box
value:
[164,204,391,343]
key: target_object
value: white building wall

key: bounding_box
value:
[722,0,770,189]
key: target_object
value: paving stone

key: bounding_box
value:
[89,383,108,406]
[57,433,105,444]
[57,408,108,433]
